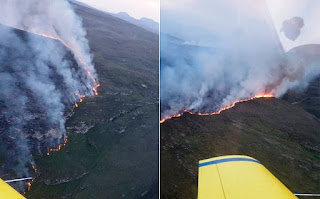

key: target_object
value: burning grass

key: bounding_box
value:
[160,93,274,123]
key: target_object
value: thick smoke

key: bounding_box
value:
[0,0,97,185]
[161,0,320,117]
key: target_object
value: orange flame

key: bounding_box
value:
[33,32,100,96]
[160,93,274,123]
[27,131,68,193]
[6,26,100,195]
[3,26,100,96]
[26,179,35,192]
[22,163,37,195]
[92,83,101,96]
[46,136,68,156]
[35,33,97,85]
[75,94,86,103]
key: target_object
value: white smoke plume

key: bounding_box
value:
[0,0,98,186]
[161,0,320,118]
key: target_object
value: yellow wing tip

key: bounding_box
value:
[199,155,257,164]
[198,155,297,199]
[0,179,26,199]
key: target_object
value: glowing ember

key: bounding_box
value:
[160,93,275,123]
[31,164,37,174]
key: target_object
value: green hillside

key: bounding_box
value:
[161,98,319,199]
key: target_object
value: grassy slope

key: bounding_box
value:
[161,98,320,199]
[26,3,158,199]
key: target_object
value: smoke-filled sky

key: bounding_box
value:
[161,0,320,49]
[77,0,159,22]
[160,0,320,117]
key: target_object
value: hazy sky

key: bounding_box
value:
[161,0,320,51]
[266,0,320,51]
[77,0,159,22]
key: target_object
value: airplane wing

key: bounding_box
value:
[198,155,297,199]
[0,178,25,199]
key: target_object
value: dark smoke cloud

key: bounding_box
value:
[161,0,320,117]
[0,0,98,186]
